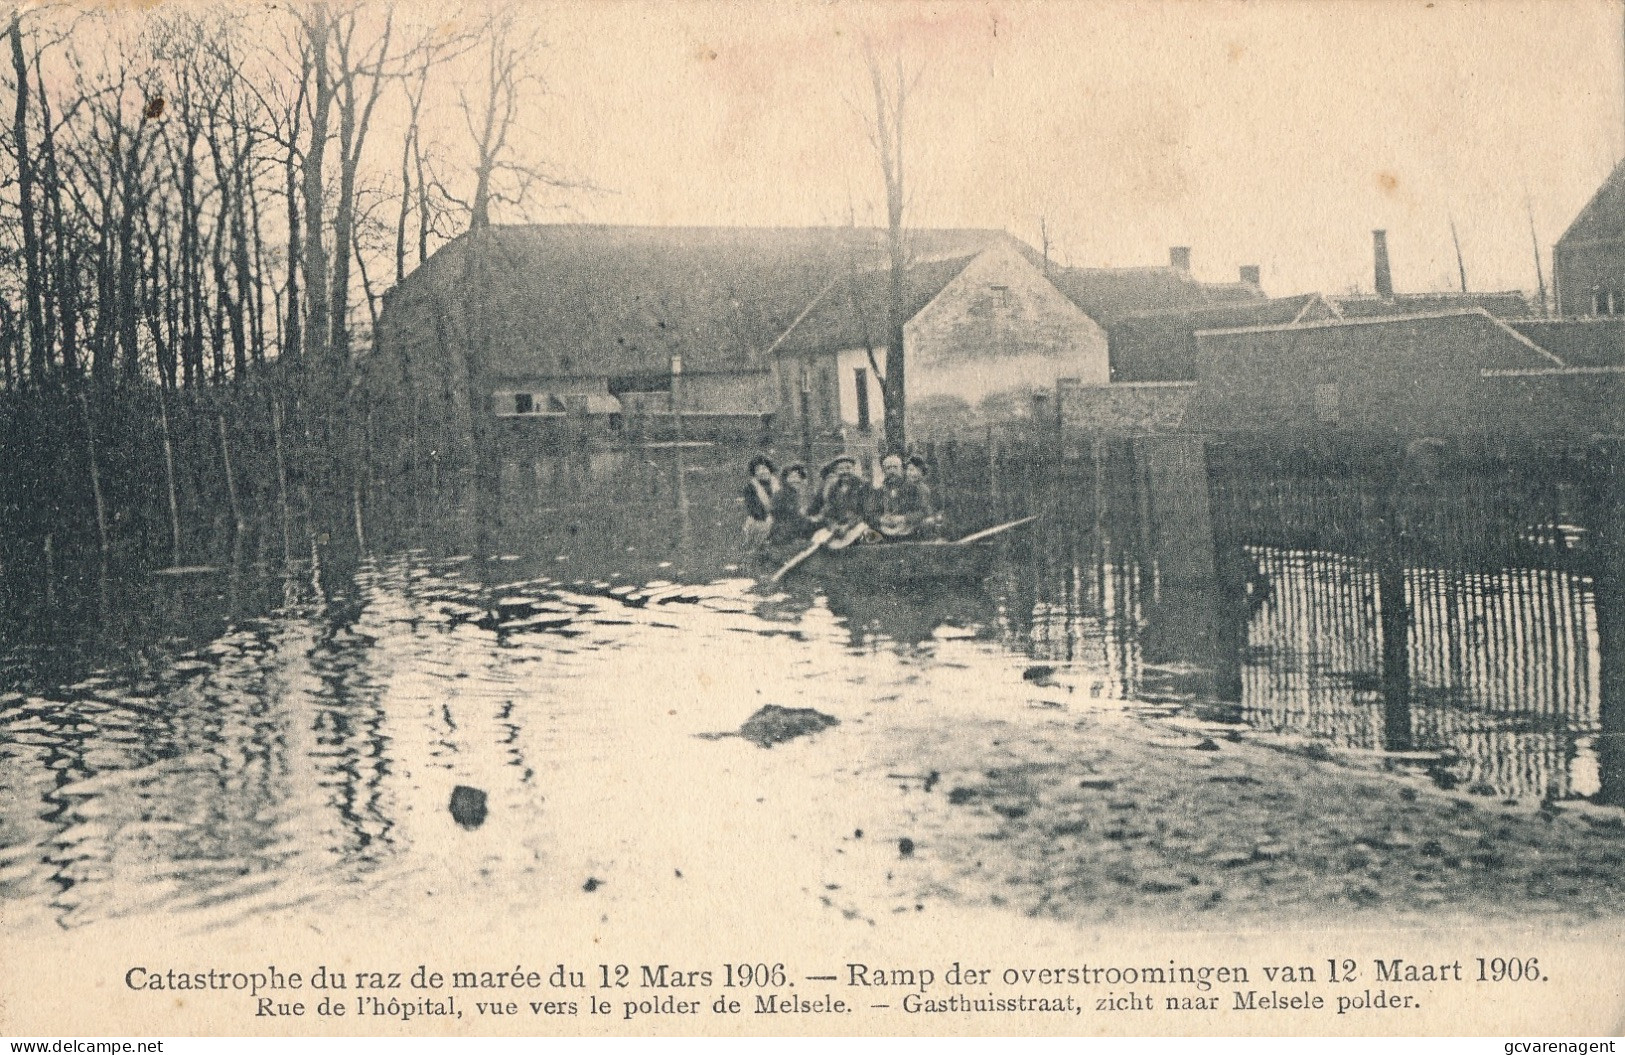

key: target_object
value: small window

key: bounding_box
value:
[514,392,534,415]
[1314,383,1340,423]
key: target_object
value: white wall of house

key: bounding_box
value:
[904,242,1109,404]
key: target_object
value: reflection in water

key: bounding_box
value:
[0,437,1621,930]
[1240,549,1603,799]
[1019,548,1146,702]
[823,581,997,652]
[975,438,1620,803]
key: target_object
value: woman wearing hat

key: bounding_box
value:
[740,454,779,547]
[769,463,816,543]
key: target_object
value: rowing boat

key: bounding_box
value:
[765,538,999,584]
[762,517,1034,585]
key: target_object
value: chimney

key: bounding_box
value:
[1169,246,1192,273]
[1373,229,1394,299]
[1239,264,1261,287]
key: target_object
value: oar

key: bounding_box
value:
[770,526,835,583]
[953,516,1037,545]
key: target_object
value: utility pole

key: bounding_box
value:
[1525,191,1549,316]
[670,353,684,444]
[1449,213,1468,293]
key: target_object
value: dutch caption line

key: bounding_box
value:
[120,954,1549,1022]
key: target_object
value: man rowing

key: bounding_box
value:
[807,454,872,548]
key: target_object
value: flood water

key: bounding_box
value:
[3,438,1624,933]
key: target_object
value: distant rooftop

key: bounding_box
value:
[383,223,1026,378]
[1329,291,1530,319]
[1050,263,1264,327]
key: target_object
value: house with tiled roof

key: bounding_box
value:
[370,223,1021,445]
[1188,309,1563,435]
[770,240,1107,435]
[1328,291,1530,320]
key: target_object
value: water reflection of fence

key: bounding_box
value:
[1241,549,1385,747]
[952,432,1621,803]
[1406,567,1600,726]
[1241,546,1603,800]
[1022,549,1146,701]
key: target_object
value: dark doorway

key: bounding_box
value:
[854,367,871,433]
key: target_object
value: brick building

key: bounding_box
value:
[1106,293,1341,383]
[1186,309,1625,439]
[1555,159,1625,316]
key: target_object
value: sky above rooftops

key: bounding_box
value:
[490,1,1621,300]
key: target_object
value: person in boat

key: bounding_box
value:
[769,463,817,543]
[741,454,779,547]
[870,453,913,539]
[807,454,873,547]
[904,455,946,539]
[871,452,942,540]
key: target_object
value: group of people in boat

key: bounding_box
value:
[742,451,944,549]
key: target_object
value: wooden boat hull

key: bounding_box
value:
[768,539,998,584]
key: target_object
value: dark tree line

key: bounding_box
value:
[0,2,558,575]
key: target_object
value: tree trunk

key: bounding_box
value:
[328,77,356,367]
[176,125,204,387]
[92,196,117,382]
[868,53,911,453]
[157,386,183,567]
[328,11,392,368]
[397,56,434,282]
[884,228,906,453]
[116,133,147,385]
[207,112,249,380]
[38,73,76,380]
[414,112,431,266]
[219,412,243,533]
[282,125,302,365]
[301,4,333,377]
[9,14,46,385]
[80,392,109,552]
[245,151,268,366]
[271,395,292,564]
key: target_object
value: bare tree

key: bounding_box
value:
[395,52,431,283]
[459,7,573,230]
[464,9,530,229]
[298,1,333,380]
[395,22,474,280]
[8,11,47,385]
[863,45,920,453]
[326,4,396,366]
